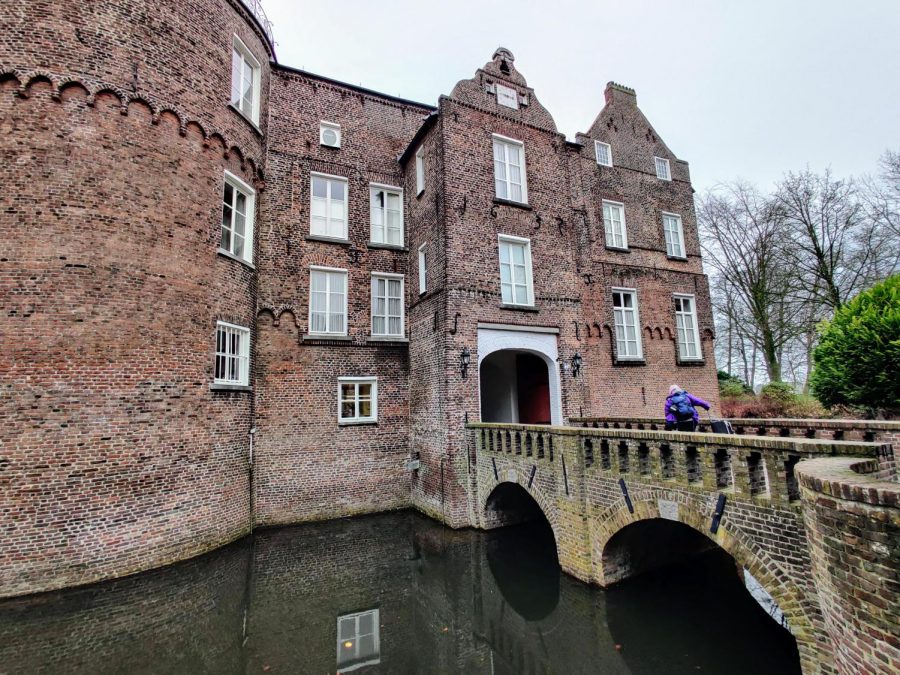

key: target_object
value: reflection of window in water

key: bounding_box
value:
[337,609,380,672]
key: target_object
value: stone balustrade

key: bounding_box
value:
[471,423,892,508]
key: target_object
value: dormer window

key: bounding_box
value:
[496,83,519,110]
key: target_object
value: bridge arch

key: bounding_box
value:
[590,496,821,668]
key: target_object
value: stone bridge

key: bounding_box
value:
[465,422,899,675]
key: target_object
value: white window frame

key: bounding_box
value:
[655,156,671,181]
[337,609,381,671]
[674,294,703,361]
[418,243,427,295]
[308,266,349,336]
[220,170,255,264]
[495,83,519,109]
[612,287,644,361]
[595,141,613,167]
[231,35,261,125]
[492,134,528,204]
[662,212,686,259]
[319,121,341,148]
[497,234,534,307]
[369,183,404,246]
[415,146,425,195]
[371,272,405,337]
[602,199,628,250]
[214,321,250,386]
[337,377,378,425]
[310,172,349,241]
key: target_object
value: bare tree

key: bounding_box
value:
[699,183,799,383]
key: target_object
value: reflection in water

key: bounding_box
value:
[0,511,800,674]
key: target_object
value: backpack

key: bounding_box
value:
[669,391,695,421]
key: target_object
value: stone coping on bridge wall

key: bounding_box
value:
[468,422,887,458]
[797,457,899,507]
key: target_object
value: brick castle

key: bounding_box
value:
[1,0,720,598]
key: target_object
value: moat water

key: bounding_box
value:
[0,511,800,674]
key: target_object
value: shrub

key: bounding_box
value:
[760,381,798,405]
[717,370,753,398]
[811,275,900,415]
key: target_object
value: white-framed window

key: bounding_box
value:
[674,294,702,361]
[309,267,348,336]
[338,378,378,424]
[496,83,519,109]
[214,321,250,386]
[310,173,348,240]
[220,171,255,263]
[662,212,686,258]
[493,134,528,204]
[418,243,427,295]
[337,609,380,670]
[612,288,643,360]
[371,273,404,337]
[595,141,612,167]
[230,35,261,125]
[320,121,341,148]
[369,185,403,246]
[498,235,534,306]
[602,200,628,250]
[415,146,425,195]
[655,156,671,181]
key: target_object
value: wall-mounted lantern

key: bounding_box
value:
[460,347,471,379]
[571,352,583,377]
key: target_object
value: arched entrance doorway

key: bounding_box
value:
[476,327,563,424]
[480,350,551,424]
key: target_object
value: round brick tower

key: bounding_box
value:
[0,0,273,597]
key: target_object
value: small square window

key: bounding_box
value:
[214,321,250,386]
[371,273,404,337]
[498,235,534,306]
[320,121,341,148]
[415,146,425,195]
[655,157,671,181]
[595,141,612,167]
[231,36,261,125]
[369,185,403,246]
[220,171,255,263]
[338,378,378,424]
[496,83,519,109]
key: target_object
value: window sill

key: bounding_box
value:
[605,246,630,253]
[493,198,532,211]
[677,358,706,367]
[368,336,409,344]
[210,383,252,392]
[303,334,352,343]
[416,189,425,199]
[305,234,351,246]
[499,303,539,313]
[367,241,408,252]
[666,255,689,262]
[613,358,646,367]
[217,248,255,269]
[339,419,378,426]
[227,103,262,136]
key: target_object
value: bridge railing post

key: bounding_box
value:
[764,451,790,504]
[699,445,718,491]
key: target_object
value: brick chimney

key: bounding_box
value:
[604,81,637,106]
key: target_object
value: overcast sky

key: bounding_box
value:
[262,0,899,193]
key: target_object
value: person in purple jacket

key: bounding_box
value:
[664,384,711,432]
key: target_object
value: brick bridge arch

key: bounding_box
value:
[479,476,562,552]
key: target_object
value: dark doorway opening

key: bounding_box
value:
[480,350,551,424]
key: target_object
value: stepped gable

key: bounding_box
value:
[449,47,557,132]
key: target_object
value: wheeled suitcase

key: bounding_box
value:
[710,418,734,434]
